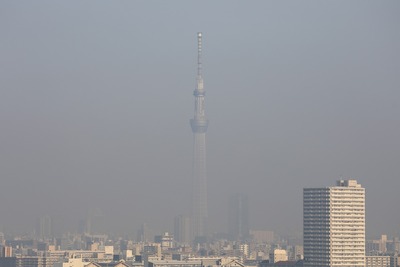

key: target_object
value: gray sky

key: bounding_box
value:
[0,1,399,238]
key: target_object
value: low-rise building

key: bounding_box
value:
[366,256,391,267]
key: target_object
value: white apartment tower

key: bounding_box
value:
[303,179,365,267]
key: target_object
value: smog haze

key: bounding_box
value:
[0,1,399,238]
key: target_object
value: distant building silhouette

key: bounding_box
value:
[174,215,191,245]
[137,223,153,243]
[228,193,249,241]
[37,215,52,240]
[86,208,105,235]
[250,230,274,244]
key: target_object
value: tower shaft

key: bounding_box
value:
[191,32,208,239]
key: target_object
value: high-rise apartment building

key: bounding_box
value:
[303,179,365,267]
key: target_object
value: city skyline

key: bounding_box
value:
[0,1,399,237]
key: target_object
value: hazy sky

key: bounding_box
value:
[1,1,399,238]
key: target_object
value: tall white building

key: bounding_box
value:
[303,179,365,267]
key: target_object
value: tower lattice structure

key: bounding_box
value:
[191,32,208,239]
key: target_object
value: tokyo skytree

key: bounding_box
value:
[190,32,208,239]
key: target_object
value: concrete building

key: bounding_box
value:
[366,235,400,256]
[1,246,13,257]
[147,258,245,267]
[239,244,250,259]
[366,256,390,267]
[15,256,60,267]
[86,261,133,267]
[292,246,303,261]
[303,179,365,267]
[147,259,202,267]
[54,258,87,267]
[154,232,174,250]
[390,255,400,267]
[143,243,162,258]
[270,249,288,264]
[0,257,16,267]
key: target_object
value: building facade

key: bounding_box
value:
[270,249,289,264]
[366,256,390,267]
[303,179,365,267]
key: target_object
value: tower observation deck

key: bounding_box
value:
[191,32,208,240]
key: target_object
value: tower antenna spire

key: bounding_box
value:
[197,32,202,78]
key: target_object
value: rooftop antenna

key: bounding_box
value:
[197,32,202,78]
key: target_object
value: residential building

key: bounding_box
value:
[366,256,390,267]
[303,179,365,267]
